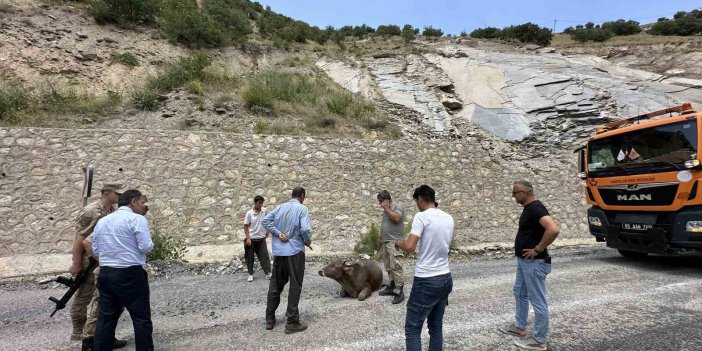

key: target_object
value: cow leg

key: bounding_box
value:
[339,286,349,298]
[358,284,373,301]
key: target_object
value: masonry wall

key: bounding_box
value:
[0,128,589,257]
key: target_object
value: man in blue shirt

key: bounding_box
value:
[92,190,154,351]
[262,187,312,334]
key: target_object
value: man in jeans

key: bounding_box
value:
[396,185,454,351]
[92,190,154,351]
[262,187,312,334]
[244,195,272,282]
[499,180,560,351]
[376,190,406,304]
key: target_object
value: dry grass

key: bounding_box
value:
[552,33,702,49]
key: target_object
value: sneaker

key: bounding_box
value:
[247,275,254,282]
[265,273,272,280]
[514,336,547,351]
[284,321,308,334]
[498,323,528,337]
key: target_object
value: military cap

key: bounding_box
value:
[101,183,126,194]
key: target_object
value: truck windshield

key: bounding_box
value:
[588,119,698,177]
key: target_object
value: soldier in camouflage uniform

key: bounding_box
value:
[69,183,127,350]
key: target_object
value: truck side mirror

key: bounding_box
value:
[578,149,587,179]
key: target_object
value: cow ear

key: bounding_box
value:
[342,266,355,276]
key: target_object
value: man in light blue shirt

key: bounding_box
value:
[92,190,154,351]
[262,187,312,334]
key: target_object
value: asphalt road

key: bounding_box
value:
[2,245,702,351]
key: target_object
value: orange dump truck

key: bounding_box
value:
[576,103,702,258]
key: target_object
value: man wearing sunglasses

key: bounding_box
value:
[500,180,560,351]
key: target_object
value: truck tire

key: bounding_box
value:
[617,249,648,259]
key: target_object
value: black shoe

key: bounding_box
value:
[378,281,396,296]
[113,338,128,349]
[392,287,405,304]
[284,321,308,334]
[81,337,94,351]
[266,318,276,330]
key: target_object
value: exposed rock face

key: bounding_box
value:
[318,42,702,145]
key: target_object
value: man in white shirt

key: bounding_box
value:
[396,185,454,351]
[92,190,154,351]
[243,195,272,282]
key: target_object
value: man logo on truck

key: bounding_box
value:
[617,194,652,201]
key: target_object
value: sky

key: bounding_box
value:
[256,0,702,34]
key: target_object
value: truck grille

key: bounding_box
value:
[598,183,679,207]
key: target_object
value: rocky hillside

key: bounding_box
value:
[2,0,701,150]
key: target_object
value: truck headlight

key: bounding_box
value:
[589,216,602,227]
[686,221,702,233]
[684,160,700,169]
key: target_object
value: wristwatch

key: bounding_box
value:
[534,246,543,253]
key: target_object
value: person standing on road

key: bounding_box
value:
[376,190,406,304]
[261,187,312,334]
[80,199,150,350]
[244,195,272,282]
[92,190,154,351]
[499,180,560,351]
[396,185,454,351]
[68,183,128,350]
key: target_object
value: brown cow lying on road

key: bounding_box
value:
[318,259,383,301]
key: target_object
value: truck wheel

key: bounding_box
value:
[617,249,648,259]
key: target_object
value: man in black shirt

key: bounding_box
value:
[499,181,560,351]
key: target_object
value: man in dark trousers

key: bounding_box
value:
[244,195,272,282]
[261,187,312,334]
[499,180,560,351]
[92,190,154,351]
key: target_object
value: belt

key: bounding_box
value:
[100,265,144,273]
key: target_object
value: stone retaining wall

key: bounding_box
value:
[0,128,589,257]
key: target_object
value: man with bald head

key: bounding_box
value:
[261,187,312,334]
[500,181,560,351]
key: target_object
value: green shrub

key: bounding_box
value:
[90,0,159,27]
[111,52,139,66]
[376,24,401,36]
[243,83,275,109]
[203,0,253,42]
[402,24,416,42]
[422,26,444,37]
[0,82,31,120]
[132,53,211,110]
[470,27,502,39]
[148,227,187,261]
[326,93,353,115]
[159,0,227,49]
[253,120,269,134]
[132,89,159,110]
[354,224,381,255]
[503,22,552,46]
[650,10,702,36]
[568,23,613,43]
[601,19,642,36]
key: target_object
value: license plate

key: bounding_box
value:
[622,223,653,231]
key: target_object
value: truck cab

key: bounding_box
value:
[576,103,702,258]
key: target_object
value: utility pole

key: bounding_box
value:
[553,19,557,33]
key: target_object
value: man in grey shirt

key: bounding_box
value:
[377,190,406,304]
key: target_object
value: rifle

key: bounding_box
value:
[48,165,96,317]
[49,257,98,317]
